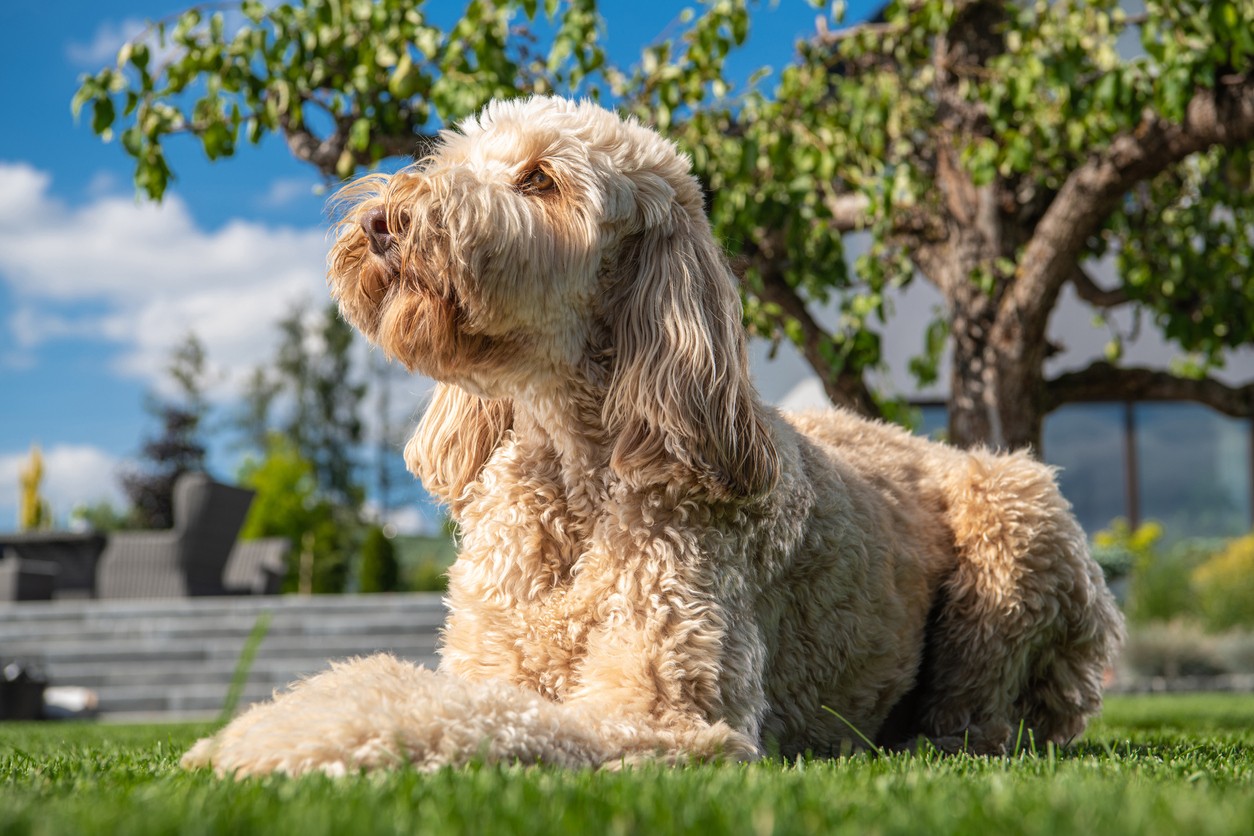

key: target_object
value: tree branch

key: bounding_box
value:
[1068,263,1130,309]
[814,17,902,47]
[750,262,882,419]
[280,110,435,178]
[1046,361,1254,417]
[1001,74,1254,345]
[823,191,872,233]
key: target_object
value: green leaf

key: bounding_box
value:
[388,52,420,98]
[348,118,371,153]
[91,97,115,136]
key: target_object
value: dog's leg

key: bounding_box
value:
[544,538,765,765]
[918,452,1123,754]
[181,654,616,776]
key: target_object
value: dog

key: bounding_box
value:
[183,96,1123,776]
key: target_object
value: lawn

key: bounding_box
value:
[1,693,1251,835]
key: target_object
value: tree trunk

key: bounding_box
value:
[948,322,1047,453]
[948,305,1000,449]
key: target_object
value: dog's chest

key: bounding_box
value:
[443,483,738,705]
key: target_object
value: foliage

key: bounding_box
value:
[3,695,1254,835]
[243,303,367,510]
[120,333,213,529]
[1091,517,1163,582]
[75,1,1254,451]
[1124,538,1212,626]
[233,303,369,594]
[1120,619,1228,679]
[1121,620,1254,679]
[1098,519,1254,632]
[68,501,138,532]
[1192,533,1254,631]
[70,0,609,194]
[237,433,348,593]
[17,445,52,531]
[395,533,457,592]
[357,523,400,593]
[407,559,449,593]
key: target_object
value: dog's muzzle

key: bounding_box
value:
[361,207,395,256]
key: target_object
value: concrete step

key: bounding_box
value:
[0,592,447,718]
[8,632,437,665]
[92,659,445,715]
[41,641,441,682]
[0,593,444,625]
[38,652,442,689]
[0,610,445,643]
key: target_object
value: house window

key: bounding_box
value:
[915,402,1254,541]
[1044,403,1130,536]
[1134,403,1251,541]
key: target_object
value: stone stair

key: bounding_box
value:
[0,593,445,720]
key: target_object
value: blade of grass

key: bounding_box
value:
[216,611,272,726]
[821,705,885,756]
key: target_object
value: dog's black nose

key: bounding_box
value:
[362,207,394,256]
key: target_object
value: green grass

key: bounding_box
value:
[1,693,1251,835]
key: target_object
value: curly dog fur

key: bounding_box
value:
[183,97,1123,776]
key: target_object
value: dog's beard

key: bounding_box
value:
[329,228,519,384]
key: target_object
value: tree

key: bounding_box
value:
[121,333,212,528]
[240,302,367,507]
[357,523,400,592]
[237,432,350,593]
[231,303,368,592]
[77,0,1254,452]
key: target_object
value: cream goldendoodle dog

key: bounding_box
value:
[184,97,1123,776]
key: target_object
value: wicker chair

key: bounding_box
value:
[0,557,59,601]
[96,473,255,598]
[223,538,291,595]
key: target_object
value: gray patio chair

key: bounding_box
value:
[96,473,255,598]
[223,537,291,595]
[0,557,58,601]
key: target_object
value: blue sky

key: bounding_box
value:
[0,1,881,531]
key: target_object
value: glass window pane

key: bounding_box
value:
[1135,403,1251,541]
[915,404,948,441]
[1043,403,1128,535]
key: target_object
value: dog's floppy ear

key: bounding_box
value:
[405,383,513,512]
[603,189,780,498]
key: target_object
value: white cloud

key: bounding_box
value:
[0,162,332,398]
[65,18,148,68]
[257,177,325,210]
[0,445,127,529]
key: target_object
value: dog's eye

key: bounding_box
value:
[521,168,556,193]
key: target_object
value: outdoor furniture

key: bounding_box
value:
[95,473,255,599]
[0,557,58,601]
[223,538,291,595]
[0,532,105,598]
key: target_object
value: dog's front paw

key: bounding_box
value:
[182,654,614,777]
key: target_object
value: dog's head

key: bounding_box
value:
[329,96,777,505]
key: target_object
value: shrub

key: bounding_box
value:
[1129,539,1222,625]
[238,433,350,593]
[1093,520,1209,625]
[1091,518,1161,584]
[1120,620,1227,678]
[1214,629,1254,674]
[1192,534,1254,632]
[408,559,450,593]
[358,524,400,593]
[394,531,456,593]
